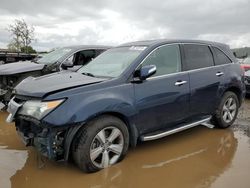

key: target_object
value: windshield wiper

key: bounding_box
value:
[82,72,95,77]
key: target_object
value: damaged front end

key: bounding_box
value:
[15,117,67,160]
[7,96,82,161]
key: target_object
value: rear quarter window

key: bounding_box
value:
[212,47,232,65]
[183,44,214,70]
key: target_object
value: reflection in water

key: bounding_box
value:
[142,149,207,169]
[217,133,233,156]
[0,107,249,188]
[0,148,27,188]
[0,112,29,188]
[10,126,238,188]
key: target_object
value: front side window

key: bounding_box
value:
[183,44,214,70]
[142,44,181,77]
[78,46,147,78]
[213,47,232,65]
[74,50,96,66]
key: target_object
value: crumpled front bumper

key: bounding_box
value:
[15,117,65,160]
[6,97,67,160]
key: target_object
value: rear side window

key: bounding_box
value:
[183,44,214,70]
[213,47,232,65]
[142,44,181,77]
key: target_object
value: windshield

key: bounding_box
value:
[37,48,72,64]
[77,46,147,77]
[243,57,250,64]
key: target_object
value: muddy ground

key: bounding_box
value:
[0,99,250,188]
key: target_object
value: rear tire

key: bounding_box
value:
[212,91,239,128]
[72,115,129,173]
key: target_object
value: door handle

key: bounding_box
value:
[175,80,187,86]
[216,72,224,76]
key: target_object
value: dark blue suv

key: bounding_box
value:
[6,39,245,173]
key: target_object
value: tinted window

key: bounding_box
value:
[67,50,97,66]
[183,44,214,70]
[213,47,232,65]
[142,44,181,77]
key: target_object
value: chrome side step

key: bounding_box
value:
[201,122,214,129]
[142,117,212,141]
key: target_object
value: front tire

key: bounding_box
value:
[72,115,129,173]
[212,91,239,128]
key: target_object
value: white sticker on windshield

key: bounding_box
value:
[129,46,147,51]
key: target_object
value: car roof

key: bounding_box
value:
[63,45,111,50]
[119,39,228,48]
[118,39,236,61]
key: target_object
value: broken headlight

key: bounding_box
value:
[19,99,65,120]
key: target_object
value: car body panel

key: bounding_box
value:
[0,61,44,75]
[134,72,190,134]
[188,66,225,117]
[222,63,246,100]
[15,72,107,98]
[42,82,137,127]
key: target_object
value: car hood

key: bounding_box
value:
[0,61,45,75]
[15,71,107,98]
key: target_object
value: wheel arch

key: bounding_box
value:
[64,111,139,161]
[223,86,243,105]
[90,112,139,147]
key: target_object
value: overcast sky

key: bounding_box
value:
[0,0,249,51]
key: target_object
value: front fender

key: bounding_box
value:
[43,86,137,127]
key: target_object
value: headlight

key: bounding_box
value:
[19,99,64,120]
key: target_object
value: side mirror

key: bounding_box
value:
[61,59,74,70]
[139,65,157,80]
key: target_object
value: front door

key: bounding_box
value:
[134,44,190,134]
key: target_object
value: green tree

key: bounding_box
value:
[20,46,36,53]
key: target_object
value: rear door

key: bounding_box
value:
[182,44,224,119]
[134,44,190,134]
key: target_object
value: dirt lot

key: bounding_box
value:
[0,99,250,188]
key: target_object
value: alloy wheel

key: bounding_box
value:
[90,126,124,169]
[222,97,237,123]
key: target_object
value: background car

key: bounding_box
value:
[0,45,109,105]
[245,70,250,94]
[240,57,250,71]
